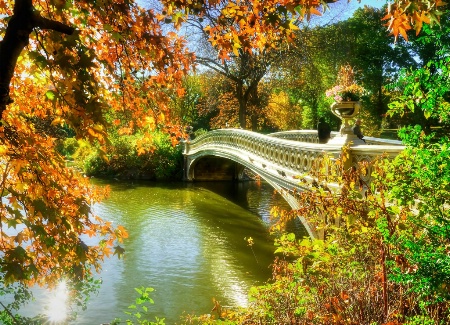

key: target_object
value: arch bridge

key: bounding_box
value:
[182,129,404,238]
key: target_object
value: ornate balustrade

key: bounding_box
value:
[184,128,404,184]
[268,130,321,143]
[184,129,340,185]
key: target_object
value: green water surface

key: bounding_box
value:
[75,180,291,324]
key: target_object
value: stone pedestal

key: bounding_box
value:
[327,132,366,146]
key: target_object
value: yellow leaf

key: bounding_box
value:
[146,116,155,128]
[0,145,8,155]
[289,20,299,30]
[16,182,28,192]
[51,117,63,126]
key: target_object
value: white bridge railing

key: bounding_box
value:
[270,130,403,146]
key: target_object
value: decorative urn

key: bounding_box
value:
[327,100,365,145]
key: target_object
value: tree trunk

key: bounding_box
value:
[236,82,247,129]
[249,85,260,131]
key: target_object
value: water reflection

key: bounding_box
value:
[11,180,305,324]
[78,180,280,324]
[44,280,69,323]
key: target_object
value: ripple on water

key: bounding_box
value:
[12,180,302,325]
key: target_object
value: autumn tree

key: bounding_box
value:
[269,5,421,133]
[387,11,450,134]
[169,74,203,129]
[266,90,302,130]
[195,71,246,129]
[0,0,193,320]
[0,0,446,321]
[170,0,446,130]
[337,7,415,122]
[183,8,287,130]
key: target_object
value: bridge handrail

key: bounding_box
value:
[184,128,340,185]
[184,128,404,181]
[184,128,342,159]
[270,130,404,146]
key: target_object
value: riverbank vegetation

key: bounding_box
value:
[0,0,449,324]
[177,11,450,324]
[58,131,183,180]
[180,129,449,324]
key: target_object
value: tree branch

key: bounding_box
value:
[0,0,75,117]
[196,56,240,83]
[33,16,76,35]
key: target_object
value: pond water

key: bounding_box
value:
[13,180,306,324]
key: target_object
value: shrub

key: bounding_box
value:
[75,132,183,180]
[181,146,450,324]
[55,137,80,158]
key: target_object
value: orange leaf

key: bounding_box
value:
[309,7,322,17]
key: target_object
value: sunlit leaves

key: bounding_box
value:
[0,88,125,292]
[0,0,197,316]
[44,90,56,101]
[4,0,195,147]
[158,0,447,58]
[387,20,450,126]
[266,91,302,130]
[383,0,446,41]
[162,0,327,60]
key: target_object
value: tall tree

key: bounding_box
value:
[272,6,418,131]
[184,7,288,130]
[388,10,450,133]
[0,0,193,316]
[197,50,274,130]
[344,6,415,120]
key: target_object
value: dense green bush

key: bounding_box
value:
[76,132,183,180]
[56,137,80,158]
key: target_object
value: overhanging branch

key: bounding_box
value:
[196,56,240,83]
[33,16,76,35]
[0,0,75,117]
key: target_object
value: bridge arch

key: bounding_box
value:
[185,150,319,237]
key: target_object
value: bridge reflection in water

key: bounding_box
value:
[182,129,404,239]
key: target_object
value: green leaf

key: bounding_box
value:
[111,32,123,41]
[45,90,56,101]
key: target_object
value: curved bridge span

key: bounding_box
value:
[182,129,403,238]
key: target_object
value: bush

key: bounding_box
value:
[75,132,183,180]
[56,137,80,158]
